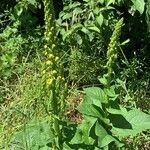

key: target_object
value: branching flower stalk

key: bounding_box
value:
[42,0,67,149]
[104,18,124,87]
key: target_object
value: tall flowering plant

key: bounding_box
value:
[42,0,67,149]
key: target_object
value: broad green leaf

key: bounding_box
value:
[124,109,150,129]
[131,0,145,14]
[111,127,140,137]
[84,87,108,105]
[111,109,150,137]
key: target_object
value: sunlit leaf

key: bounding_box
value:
[131,0,145,14]
[96,14,104,26]
[88,26,100,33]
[111,109,150,137]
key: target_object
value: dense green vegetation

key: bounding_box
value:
[0,0,150,149]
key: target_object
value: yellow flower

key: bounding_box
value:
[48,32,52,36]
[44,45,47,49]
[48,54,54,59]
[52,44,56,49]
[57,76,64,80]
[44,51,48,55]
[55,56,59,61]
[58,76,61,79]
[47,79,53,85]
[51,27,54,30]
[52,70,57,74]
[42,70,46,74]
[61,77,65,81]
[46,37,50,41]
[46,60,52,65]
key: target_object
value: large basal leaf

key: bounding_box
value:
[131,0,145,14]
[111,108,150,137]
[11,120,53,149]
